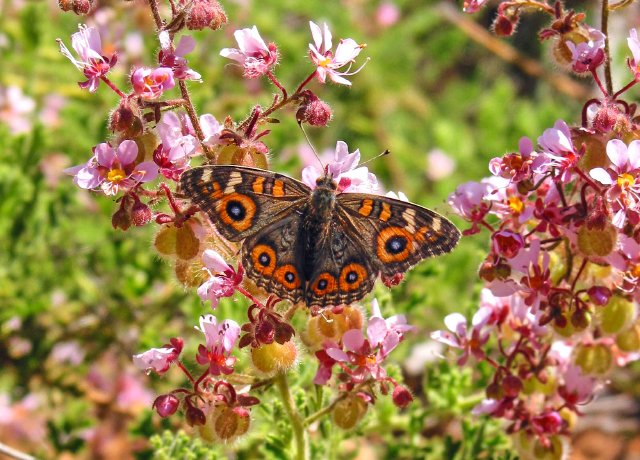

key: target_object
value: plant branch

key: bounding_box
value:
[601,0,613,95]
[0,442,35,460]
[275,372,309,460]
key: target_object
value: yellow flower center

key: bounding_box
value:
[508,196,524,214]
[617,173,635,189]
[631,264,640,278]
[319,57,332,67]
[107,168,126,183]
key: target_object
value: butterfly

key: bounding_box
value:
[180,165,460,309]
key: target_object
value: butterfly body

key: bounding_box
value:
[180,165,460,308]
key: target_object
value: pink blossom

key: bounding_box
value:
[195,314,240,376]
[131,66,175,100]
[590,139,640,227]
[308,21,367,86]
[158,33,202,81]
[64,140,158,195]
[314,343,339,385]
[220,26,278,78]
[426,149,456,181]
[154,112,198,180]
[558,365,597,409]
[133,338,183,375]
[489,137,538,182]
[301,141,380,193]
[0,85,35,134]
[58,24,116,92]
[463,0,488,13]
[200,113,222,147]
[430,312,490,365]
[369,298,414,356]
[627,28,640,78]
[325,329,387,382]
[566,28,606,73]
[197,249,244,309]
[535,120,579,182]
[376,2,400,28]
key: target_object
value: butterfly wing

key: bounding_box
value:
[304,219,380,307]
[240,212,306,304]
[180,165,310,241]
[336,194,460,276]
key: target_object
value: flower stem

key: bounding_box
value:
[0,442,35,460]
[275,372,308,460]
[601,0,613,95]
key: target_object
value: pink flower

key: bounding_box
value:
[535,120,579,182]
[301,141,380,193]
[154,112,198,180]
[566,28,606,73]
[133,337,183,375]
[0,85,35,134]
[590,139,640,227]
[463,0,488,13]
[325,329,387,382]
[220,26,278,78]
[64,140,158,195]
[376,2,400,28]
[369,299,414,355]
[308,21,367,86]
[131,66,175,100]
[430,312,490,365]
[426,149,456,181]
[197,249,244,308]
[558,365,597,410]
[627,28,640,78]
[313,343,339,385]
[200,113,222,147]
[158,33,202,81]
[58,24,116,92]
[489,137,537,182]
[195,314,240,376]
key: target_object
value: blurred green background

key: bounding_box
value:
[0,0,592,458]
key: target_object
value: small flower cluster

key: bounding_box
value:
[439,23,640,458]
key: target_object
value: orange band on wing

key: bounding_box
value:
[272,179,285,197]
[358,199,373,217]
[252,177,265,194]
[379,202,392,222]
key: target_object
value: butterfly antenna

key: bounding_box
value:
[359,149,390,168]
[298,122,325,170]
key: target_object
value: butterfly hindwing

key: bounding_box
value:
[240,213,306,304]
[336,194,460,276]
[304,220,380,307]
[180,165,310,241]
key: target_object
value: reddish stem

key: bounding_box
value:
[161,183,182,215]
[100,76,126,98]
[236,285,265,308]
[176,360,196,383]
[267,71,288,100]
[295,70,318,94]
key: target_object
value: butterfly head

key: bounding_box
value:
[315,172,337,191]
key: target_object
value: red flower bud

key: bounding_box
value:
[131,199,152,226]
[297,99,333,126]
[502,374,522,398]
[58,0,92,15]
[186,405,207,426]
[392,385,413,409]
[186,0,227,31]
[153,394,180,417]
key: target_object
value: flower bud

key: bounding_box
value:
[250,340,297,375]
[154,225,178,256]
[502,374,523,398]
[112,202,132,231]
[131,199,152,226]
[297,98,333,126]
[492,14,515,37]
[332,393,368,430]
[58,0,92,14]
[302,306,363,349]
[186,0,227,31]
[176,223,201,260]
[492,230,524,259]
[616,323,640,352]
[392,385,413,408]
[570,308,591,330]
[577,222,617,257]
[200,406,250,442]
[255,320,275,345]
[574,343,612,375]
[175,258,208,287]
[532,435,564,460]
[587,286,611,306]
[599,295,635,334]
[485,382,503,400]
[153,394,180,417]
[109,100,144,138]
[186,405,207,426]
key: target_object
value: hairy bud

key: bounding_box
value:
[186,0,227,31]
[58,0,92,15]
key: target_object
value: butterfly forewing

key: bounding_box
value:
[180,165,310,241]
[336,194,460,276]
